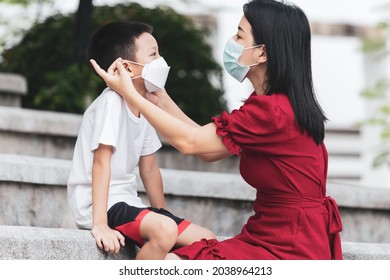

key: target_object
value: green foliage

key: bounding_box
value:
[361,38,387,53]
[0,0,54,55]
[360,79,388,100]
[360,79,390,168]
[0,0,51,5]
[0,3,227,123]
[360,18,390,169]
[35,64,102,112]
[361,23,388,53]
[0,0,31,5]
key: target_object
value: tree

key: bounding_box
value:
[0,0,54,54]
[73,0,92,65]
[0,0,92,64]
[0,3,227,125]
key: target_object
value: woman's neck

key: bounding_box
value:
[247,66,268,95]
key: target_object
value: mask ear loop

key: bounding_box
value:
[243,44,265,67]
[123,60,144,79]
[127,60,144,66]
[243,44,264,50]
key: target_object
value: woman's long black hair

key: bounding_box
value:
[243,0,327,145]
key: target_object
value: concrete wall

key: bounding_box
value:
[0,105,364,182]
[1,154,390,243]
[0,73,27,107]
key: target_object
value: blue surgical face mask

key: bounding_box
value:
[223,37,263,82]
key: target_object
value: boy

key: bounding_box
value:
[67,21,215,260]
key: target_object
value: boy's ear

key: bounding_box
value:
[122,61,135,77]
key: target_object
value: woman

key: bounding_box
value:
[90,0,343,260]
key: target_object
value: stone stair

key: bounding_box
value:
[1,153,390,244]
[1,224,390,260]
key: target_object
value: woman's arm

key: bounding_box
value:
[90,59,231,159]
[146,89,199,127]
[133,97,227,156]
[147,89,232,162]
[139,154,165,209]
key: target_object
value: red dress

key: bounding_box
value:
[173,92,343,260]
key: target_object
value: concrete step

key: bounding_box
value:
[1,154,390,243]
[0,225,135,260]
[0,225,389,260]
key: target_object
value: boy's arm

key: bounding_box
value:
[139,153,166,209]
[92,144,125,254]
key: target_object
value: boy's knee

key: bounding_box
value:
[147,216,178,249]
[156,217,178,241]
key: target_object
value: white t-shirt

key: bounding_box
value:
[67,88,162,229]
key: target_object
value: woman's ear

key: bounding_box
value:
[256,45,267,64]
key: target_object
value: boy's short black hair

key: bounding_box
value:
[88,21,153,71]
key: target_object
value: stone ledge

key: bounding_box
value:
[0,106,81,137]
[0,225,135,260]
[1,153,390,208]
[0,153,254,201]
[0,73,27,95]
[0,225,389,260]
[0,107,364,182]
[0,154,72,186]
[342,242,390,260]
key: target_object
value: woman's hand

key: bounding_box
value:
[144,88,169,106]
[90,58,141,103]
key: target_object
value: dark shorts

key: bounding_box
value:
[107,202,191,247]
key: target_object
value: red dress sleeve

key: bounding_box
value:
[212,92,292,155]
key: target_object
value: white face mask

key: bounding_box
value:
[130,57,171,92]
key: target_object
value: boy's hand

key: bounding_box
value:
[92,224,125,254]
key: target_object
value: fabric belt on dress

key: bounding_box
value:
[256,192,343,260]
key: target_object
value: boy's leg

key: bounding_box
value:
[175,223,216,247]
[147,207,216,247]
[137,211,178,260]
[165,252,185,260]
[108,202,178,260]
